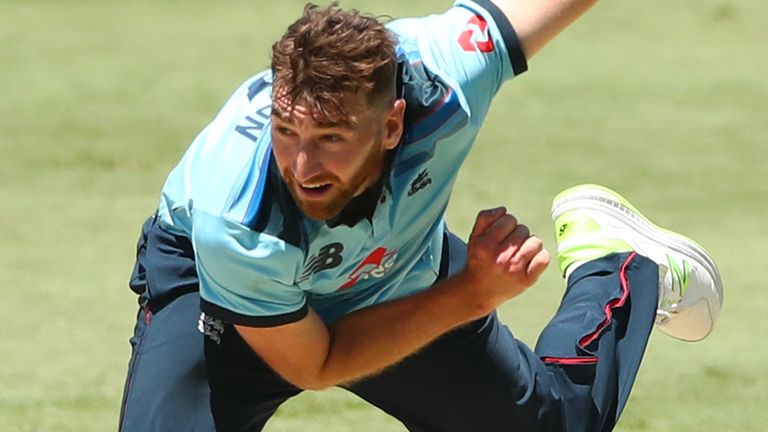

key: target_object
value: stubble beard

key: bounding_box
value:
[283,143,385,221]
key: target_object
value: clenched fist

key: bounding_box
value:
[459,207,551,313]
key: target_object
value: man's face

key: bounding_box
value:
[271,93,405,221]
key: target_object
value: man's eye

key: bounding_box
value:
[323,134,344,143]
[276,127,294,136]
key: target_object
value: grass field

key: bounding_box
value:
[1,0,766,430]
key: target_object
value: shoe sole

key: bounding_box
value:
[551,184,724,340]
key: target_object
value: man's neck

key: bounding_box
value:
[325,151,394,228]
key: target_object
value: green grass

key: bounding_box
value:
[0,0,765,430]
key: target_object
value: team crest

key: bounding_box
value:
[458,14,495,53]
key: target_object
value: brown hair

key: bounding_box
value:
[271,2,398,123]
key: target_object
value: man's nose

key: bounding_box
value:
[292,142,323,181]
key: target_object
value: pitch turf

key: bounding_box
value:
[0,0,766,430]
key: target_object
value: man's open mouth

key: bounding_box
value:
[298,182,333,198]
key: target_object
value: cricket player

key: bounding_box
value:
[119,1,724,430]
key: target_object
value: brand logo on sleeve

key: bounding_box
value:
[458,14,495,53]
[338,247,398,291]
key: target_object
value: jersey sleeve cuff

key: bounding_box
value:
[201,298,309,327]
[468,0,529,76]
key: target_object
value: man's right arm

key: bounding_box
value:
[236,276,482,390]
[235,208,550,390]
[491,0,598,60]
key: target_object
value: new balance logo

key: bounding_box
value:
[299,242,344,282]
[408,169,432,196]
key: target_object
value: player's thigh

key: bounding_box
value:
[120,292,213,432]
[344,313,553,432]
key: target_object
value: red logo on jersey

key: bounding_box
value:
[458,14,495,53]
[338,247,398,291]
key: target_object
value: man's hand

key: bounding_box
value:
[458,207,550,313]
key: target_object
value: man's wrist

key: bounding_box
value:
[430,271,497,323]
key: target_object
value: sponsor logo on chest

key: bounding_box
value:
[340,247,399,291]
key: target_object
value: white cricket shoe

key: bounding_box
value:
[551,184,724,341]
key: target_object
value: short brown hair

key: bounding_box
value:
[271,2,398,122]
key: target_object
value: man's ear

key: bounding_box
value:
[382,98,406,150]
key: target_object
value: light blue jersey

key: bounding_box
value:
[156,0,527,325]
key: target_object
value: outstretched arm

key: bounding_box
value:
[493,0,598,59]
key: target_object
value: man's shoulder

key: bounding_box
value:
[204,151,307,252]
[241,157,306,249]
[398,59,462,131]
[242,70,273,105]
[392,56,467,174]
[192,206,305,283]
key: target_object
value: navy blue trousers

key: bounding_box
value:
[120,216,658,432]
